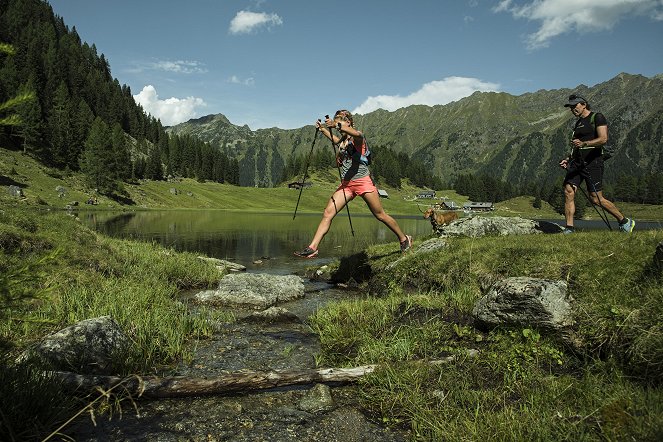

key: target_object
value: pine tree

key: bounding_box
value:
[70,99,94,169]
[111,123,131,181]
[47,81,72,167]
[80,117,119,195]
[13,81,42,155]
[145,144,164,181]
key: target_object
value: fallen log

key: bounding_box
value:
[52,351,478,399]
[53,365,377,398]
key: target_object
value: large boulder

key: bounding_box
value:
[194,273,305,309]
[17,316,129,375]
[440,216,563,237]
[472,277,574,333]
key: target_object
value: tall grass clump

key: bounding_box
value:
[0,207,230,439]
[0,208,225,369]
[311,229,663,440]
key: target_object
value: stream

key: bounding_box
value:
[69,211,416,441]
[70,282,410,441]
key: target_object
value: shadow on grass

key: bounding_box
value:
[0,175,27,188]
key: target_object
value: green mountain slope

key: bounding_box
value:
[168,73,663,188]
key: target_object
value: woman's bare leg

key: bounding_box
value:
[309,189,353,250]
[361,191,407,242]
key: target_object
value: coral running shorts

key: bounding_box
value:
[336,176,377,198]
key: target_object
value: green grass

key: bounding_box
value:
[0,207,230,370]
[309,230,663,440]
[4,146,663,221]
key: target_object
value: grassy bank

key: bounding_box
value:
[309,231,663,440]
[0,207,227,369]
[0,206,229,440]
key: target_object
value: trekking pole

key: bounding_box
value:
[326,115,355,236]
[577,181,612,230]
[292,121,320,220]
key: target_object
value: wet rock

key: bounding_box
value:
[17,316,129,375]
[242,307,301,324]
[654,241,663,273]
[308,407,407,441]
[298,383,335,414]
[306,264,333,281]
[194,273,305,309]
[472,277,574,333]
[439,216,563,237]
[198,256,247,272]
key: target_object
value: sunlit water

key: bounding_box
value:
[81,210,434,275]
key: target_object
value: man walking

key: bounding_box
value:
[558,94,634,233]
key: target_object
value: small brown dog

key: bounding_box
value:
[423,208,458,232]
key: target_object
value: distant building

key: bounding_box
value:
[441,200,459,210]
[463,201,494,211]
[377,189,389,198]
[288,182,312,189]
[417,190,436,199]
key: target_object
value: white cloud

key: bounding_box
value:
[228,75,255,86]
[152,60,208,74]
[494,0,663,49]
[229,10,283,35]
[352,76,500,115]
[133,85,206,126]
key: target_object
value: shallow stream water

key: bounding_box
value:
[70,211,419,441]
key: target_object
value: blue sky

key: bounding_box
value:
[48,0,663,129]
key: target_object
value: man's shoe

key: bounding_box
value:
[400,235,413,253]
[619,218,635,233]
[294,246,319,258]
[561,227,575,234]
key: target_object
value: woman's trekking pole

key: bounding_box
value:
[293,122,320,220]
[327,115,355,236]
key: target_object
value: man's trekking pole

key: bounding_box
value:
[576,166,612,230]
[327,115,355,236]
[577,179,612,230]
[293,121,320,220]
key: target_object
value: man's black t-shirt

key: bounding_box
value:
[572,111,607,161]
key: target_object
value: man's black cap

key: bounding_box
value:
[564,94,587,107]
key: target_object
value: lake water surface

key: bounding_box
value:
[82,210,662,275]
[82,210,433,274]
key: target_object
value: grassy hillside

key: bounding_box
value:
[311,230,663,440]
[3,146,663,221]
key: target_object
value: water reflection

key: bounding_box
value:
[82,210,433,274]
[82,211,662,275]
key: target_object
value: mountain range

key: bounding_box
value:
[167,73,663,188]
